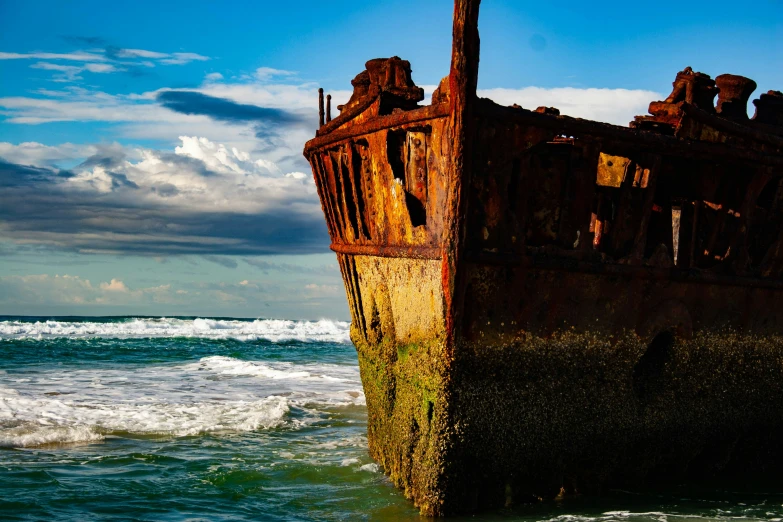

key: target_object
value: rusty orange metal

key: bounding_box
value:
[303,0,783,516]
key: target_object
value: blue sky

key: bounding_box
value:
[0,0,780,319]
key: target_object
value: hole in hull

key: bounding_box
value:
[633,331,675,405]
[405,191,427,228]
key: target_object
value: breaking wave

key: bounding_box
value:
[0,397,290,447]
[0,317,351,343]
[0,355,363,448]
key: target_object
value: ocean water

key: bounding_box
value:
[2,316,783,521]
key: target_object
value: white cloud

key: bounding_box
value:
[478,86,662,126]
[205,72,224,81]
[28,61,125,82]
[0,91,201,124]
[84,63,122,73]
[0,48,210,66]
[172,136,284,178]
[0,141,98,166]
[304,283,340,298]
[0,270,347,316]
[0,274,170,307]
[1,47,211,82]
[195,80,351,111]
[99,278,129,292]
[255,67,296,82]
[115,49,169,59]
[30,62,84,81]
[0,51,106,62]
[159,52,210,65]
[0,77,338,172]
[30,62,81,72]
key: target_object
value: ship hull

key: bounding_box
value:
[305,5,783,510]
[339,248,783,514]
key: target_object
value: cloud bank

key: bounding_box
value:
[0,137,327,256]
[0,272,343,316]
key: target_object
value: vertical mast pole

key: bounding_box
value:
[443,0,481,352]
[449,0,481,115]
[318,88,325,127]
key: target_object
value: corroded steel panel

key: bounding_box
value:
[303,0,783,516]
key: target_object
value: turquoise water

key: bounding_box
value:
[2,316,783,521]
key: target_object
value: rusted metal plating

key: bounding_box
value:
[302,0,783,514]
[306,56,783,279]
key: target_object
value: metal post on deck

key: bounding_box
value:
[318,88,325,127]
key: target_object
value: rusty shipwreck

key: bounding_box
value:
[303,0,783,516]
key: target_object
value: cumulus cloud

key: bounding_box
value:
[0,137,328,256]
[99,278,129,292]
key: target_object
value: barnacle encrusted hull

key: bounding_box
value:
[342,254,783,515]
[304,0,783,515]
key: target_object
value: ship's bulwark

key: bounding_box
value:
[304,0,783,514]
[342,251,783,514]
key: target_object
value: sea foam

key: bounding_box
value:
[0,317,351,343]
[0,354,363,448]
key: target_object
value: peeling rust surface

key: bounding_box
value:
[303,0,783,516]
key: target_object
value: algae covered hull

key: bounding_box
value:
[303,0,783,516]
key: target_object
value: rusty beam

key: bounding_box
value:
[330,242,440,259]
[729,170,772,273]
[304,103,450,155]
[463,249,783,290]
[629,155,662,262]
[681,102,783,148]
[477,99,783,168]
